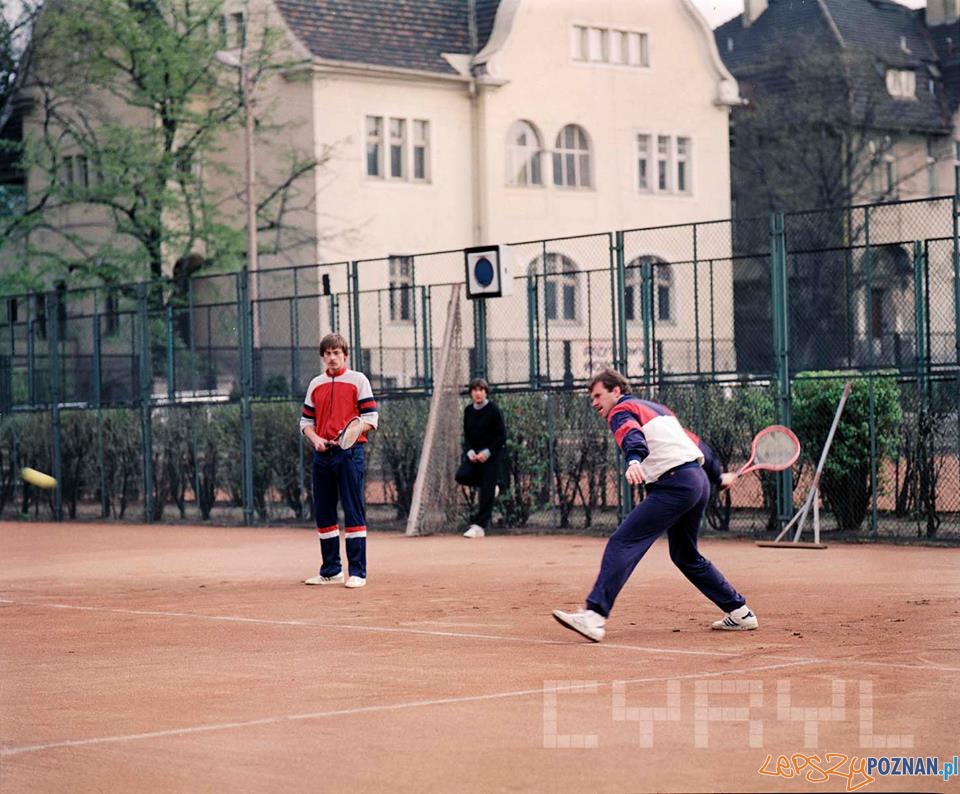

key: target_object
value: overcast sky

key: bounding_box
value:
[691,0,926,28]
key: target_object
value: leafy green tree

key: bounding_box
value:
[2,0,322,290]
[791,373,902,532]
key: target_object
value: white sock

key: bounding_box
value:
[730,605,751,619]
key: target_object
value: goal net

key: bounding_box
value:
[405,284,465,536]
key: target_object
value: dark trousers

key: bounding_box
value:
[312,445,367,578]
[455,452,500,529]
[585,464,746,618]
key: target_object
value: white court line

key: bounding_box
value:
[3,597,960,673]
[0,659,818,758]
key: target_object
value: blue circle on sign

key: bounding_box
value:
[474,257,495,287]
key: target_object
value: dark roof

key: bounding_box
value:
[274,0,502,75]
[926,17,960,111]
[715,0,951,134]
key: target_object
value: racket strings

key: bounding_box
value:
[754,431,799,465]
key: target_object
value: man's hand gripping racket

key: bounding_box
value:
[721,425,800,490]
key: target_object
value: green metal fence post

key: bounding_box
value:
[236,270,255,526]
[913,241,927,392]
[92,310,108,518]
[770,212,793,525]
[350,261,362,355]
[641,256,653,388]
[48,291,63,521]
[473,298,487,380]
[863,208,879,536]
[420,286,431,389]
[136,283,154,522]
[527,277,539,387]
[165,303,175,401]
[614,231,627,374]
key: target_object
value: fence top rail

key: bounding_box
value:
[782,193,955,219]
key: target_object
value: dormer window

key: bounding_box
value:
[886,69,916,99]
[900,35,911,54]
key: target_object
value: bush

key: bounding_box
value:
[369,396,429,519]
[792,373,902,532]
[497,393,551,527]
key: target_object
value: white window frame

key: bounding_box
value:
[364,115,431,184]
[365,116,383,178]
[389,117,407,179]
[506,120,544,187]
[569,23,650,69]
[636,134,651,192]
[413,119,430,182]
[656,135,671,192]
[388,255,415,324]
[886,68,916,99]
[553,124,592,189]
[675,137,691,194]
[529,253,581,325]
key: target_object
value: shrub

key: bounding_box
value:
[791,373,902,532]
[497,393,551,527]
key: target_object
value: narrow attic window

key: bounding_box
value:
[727,37,734,53]
[900,35,911,54]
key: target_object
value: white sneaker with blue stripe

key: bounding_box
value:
[712,605,759,631]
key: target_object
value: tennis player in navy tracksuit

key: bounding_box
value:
[553,368,758,642]
[299,333,378,589]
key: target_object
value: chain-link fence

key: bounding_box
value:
[1,196,958,540]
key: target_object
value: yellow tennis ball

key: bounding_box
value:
[21,467,57,490]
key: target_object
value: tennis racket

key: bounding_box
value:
[729,424,801,484]
[333,417,365,449]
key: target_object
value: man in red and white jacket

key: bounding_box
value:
[553,368,757,641]
[299,333,378,589]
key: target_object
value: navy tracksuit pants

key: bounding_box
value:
[586,462,746,618]
[312,445,367,579]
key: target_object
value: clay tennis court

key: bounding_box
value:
[1,522,958,793]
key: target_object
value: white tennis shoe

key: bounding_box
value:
[304,572,344,585]
[712,605,759,631]
[345,575,366,588]
[463,525,485,538]
[552,608,606,642]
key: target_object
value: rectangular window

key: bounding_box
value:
[389,118,406,179]
[626,32,648,66]
[59,156,74,186]
[657,136,670,191]
[676,137,690,193]
[570,25,587,61]
[609,30,624,64]
[624,284,635,321]
[6,297,17,324]
[657,284,671,322]
[75,155,89,188]
[588,27,606,62]
[544,280,557,321]
[871,289,885,340]
[413,120,430,181]
[366,116,383,177]
[637,134,650,190]
[388,256,414,323]
[103,291,120,335]
[927,138,937,194]
[884,157,897,197]
[231,12,245,48]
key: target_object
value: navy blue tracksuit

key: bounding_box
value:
[585,396,746,618]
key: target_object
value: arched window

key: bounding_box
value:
[528,253,581,322]
[506,120,543,186]
[553,124,592,188]
[623,256,674,323]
